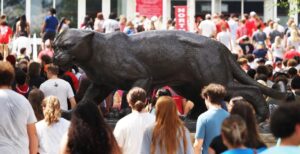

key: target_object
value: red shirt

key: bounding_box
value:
[245,19,256,37]
[216,20,230,34]
[284,49,300,59]
[0,25,12,44]
[65,71,79,91]
[236,25,248,40]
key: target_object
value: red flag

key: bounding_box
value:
[175,6,188,31]
[136,0,162,18]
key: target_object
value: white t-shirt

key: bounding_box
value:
[40,78,74,111]
[0,89,37,153]
[228,19,238,41]
[113,111,155,154]
[287,37,300,51]
[217,31,232,50]
[36,118,70,154]
[94,19,104,32]
[271,44,285,59]
[102,19,120,33]
[199,20,216,38]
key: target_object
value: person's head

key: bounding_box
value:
[41,55,52,65]
[290,29,300,41]
[96,12,104,20]
[270,103,300,145]
[201,83,226,105]
[288,67,298,78]
[205,14,211,20]
[68,102,119,154]
[287,59,298,67]
[15,69,27,86]
[229,98,264,148]
[0,14,7,25]
[49,8,56,15]
[28,62,41,78]
[0,61,15,86]
[274,36,282,46]
[28,89,45,121]
[152,96,187,154]
[109,12,117,20]
[240,18,246,24]
[20,14,26,22]
[291,75,300,90]
[20,47,26,55]
[126,21,134,29]
[156,88,172,98]
[126,87,147,112]
[221,115,247,148]
[250,11,256,18]
[45,63,59,78]
[6,55,16,67]
[42,96,61,125]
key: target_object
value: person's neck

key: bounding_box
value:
[0,85,11,89]
[281,137,300,146]
[208,102,221,110]
[228,145,247,150]
[49,75,58,80]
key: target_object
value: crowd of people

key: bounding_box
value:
[0,7,300,154]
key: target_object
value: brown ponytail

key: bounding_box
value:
[127,87,147,112]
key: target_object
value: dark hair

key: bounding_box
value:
[0,62,15,86]
[46,64,59,75]
[201,83,226,104]
[28,89,45,121]
[270,103,300,138]
[256,65,269,76]
[20,48,26,54]
[28,62,41,77]
[291,75,300,89]
[41,55,52,64]
[57,17,67,33]
[15,69,27,85]
[288,67,298,78]
[156,88,172,97]
[6,55,16,67]
[245,54,255,63]
[230,99,266,148]
[126,87,147,112]
[68,102,120,154]
[109,12,117,19]
[136,25,145,32]
[49,8,56,15]
[255,74,268,82]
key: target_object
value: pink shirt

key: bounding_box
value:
[38,49,54,59]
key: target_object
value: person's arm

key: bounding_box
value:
[27,123,38,154]
[27,22,31,37]
[208,147,216,154]
[194,138,203,154]
[68,97,76,109]
[60,133,70,154]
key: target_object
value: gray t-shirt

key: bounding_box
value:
[140,124,194,154]
[0,89,37,153]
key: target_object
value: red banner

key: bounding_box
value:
[175,6,188,31]
[136,0,162,18]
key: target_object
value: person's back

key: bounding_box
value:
[196,107,229,154]
[114,111,155,154]
[199,19,216,38]
[40,78,73,110]
[0,89,36,153]
[260,103,300,154]
[114,87,155,154]
[194,84,229,154]
[45,15,58,33]
[36,118,69,154]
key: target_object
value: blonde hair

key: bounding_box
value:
[151,96,187,154]
[290,29,300,42]
[42,96,61,125]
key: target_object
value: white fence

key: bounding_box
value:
[11,33,42,61]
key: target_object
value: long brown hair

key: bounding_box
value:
[230,99,265,148]
[151,96,187,154]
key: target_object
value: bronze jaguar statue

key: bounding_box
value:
[53,29,286,120]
